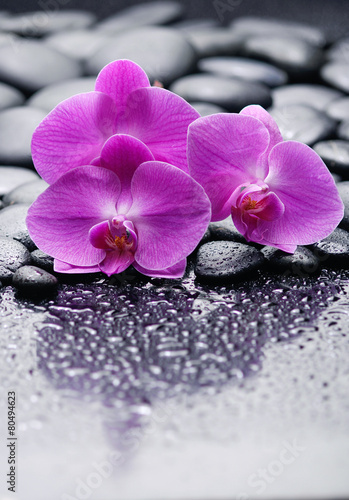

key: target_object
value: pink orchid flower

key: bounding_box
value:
[188,105,344,253]
[31,59,200,184]
[26,135,211,278]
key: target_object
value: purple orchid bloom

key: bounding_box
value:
[26,135,211,278]
[31,59,200,184]
[188,105,344,253]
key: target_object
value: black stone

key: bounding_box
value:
[0,10,96,37]
[230,17,326,47]
[0,81,24,111]
[336,181,349,231]
[195,241,265,283]
[191,101,227,116]
[184,28,243,58]
[209,218,246,243]
[30,249,54,272]
[262,246,320,276]
[0,107,47,166]
[321,62,349,94]
[326,37,349,64]
[0,40,82,93]
[272,84,343,112]
[269,105,336,146]
[27,77,95,113]
[12,265,58,297]
[0,236,31,276]
[313,140,349,178]
[326,97,349,121]
[44,30,109,61]
[0,204,35,250]
[199,57,288,87]
[2,180,48,206]
[243,36,323,79]
[86,27,197,86]
[96,1,183,34]
[0,166,39,196]
[170,74,272,112]
[0,265,13,283]
[312,228,349,267]
[337,119,349,141]
[173,18,219,32]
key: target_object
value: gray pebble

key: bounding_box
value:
[191,101,227,116]
[0,236,31,278]
[326,97,349,121]
[0,166,39,196]
[326,37,349,64]
[30,249,54,272]
[262,246,319,276]
[12,265,58,297]
[313,140,349,178]
[337,120,349,141]
[208,217,246,243]
[0,81,25,111]
[312,228,349,267]
[0,204,35,250]
[272,84,343,112]
[2,179,48,206]
[321,62,349,94]
[184,28,243,58]
[336,181,349,231]
[44,29,109,61]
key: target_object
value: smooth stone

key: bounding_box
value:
[0,265,12,283]
[44,29,109,61]
[321,62,349,94]
[0,236,31,273]
[326,37,349,64]
[208,217,246,243]
[3,180,48,206]
[312,228,349,267]
[0,166,39,197]
[326,97,349,121]
[0,10,96,37]
[27,77,96,113]
[262,246,320,275]
[195,241,265,282]
[184,28,243,58]
[0,40,82,93]
[272,84,343,112]
[269,105,336,146]
[243,36,323,78]
[173,18,219,32]
[170,74,272,112]
[191,101,227,116]
[0,32,18,48]
[0,81,25,111]
[198,56,288,87]
[313,140,349,177]
[12,265,58,297]
[230,17,326,47]
[0,107,47,166]
[0,204,35,250]
[336,181,349,231]
[31,249,54,272]
[337,120,349,141]
[86,27,196,86]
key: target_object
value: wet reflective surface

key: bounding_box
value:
[1,264,349,499]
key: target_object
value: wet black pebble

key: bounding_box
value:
[0,204,35,250]
[184,28,242,58]
[321,62,349,94]
[12,265,58,297]
[0,40,82,93]
[272,84,343,112]
[262,246,319,275]
[30,249,54,272]
[269,105,336,146]
[208,217,246,243]
[170,74,271,112]
[312,228,349,266]
[326,97,349,121]
[336,181,349,231]
[2,180,48,206]
[313,140,349,178]
[198,57,288,87]
[0,166,39,197]
[0,107,47,166]
[243,36,323,78]
[96,1,183,34]
[0,236,31,283]
[86,27,197,86]
[0,81,25,111]
[195,241,265,282]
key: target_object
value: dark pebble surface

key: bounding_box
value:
[12,265,58,297]
[262,246,320,276]
[195,241,265,282]
[313,140,349,178]
[336,181,349,231]
[30,249,54,272]
[0,236,31,283]
[312,228,349,266]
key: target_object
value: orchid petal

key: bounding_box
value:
[240,104,283,156]
[99,249,135,276]
[99,134,154,213]
[127,161,211,270]
[95,59,150,121]
[54,260,101,274]
[89,220,111,250]
[133,259,187,279]
[188,113,270,220]
[262,141,344,246]
[26,166,121,266]
[32,92,117,184]
[117,87,200,172]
